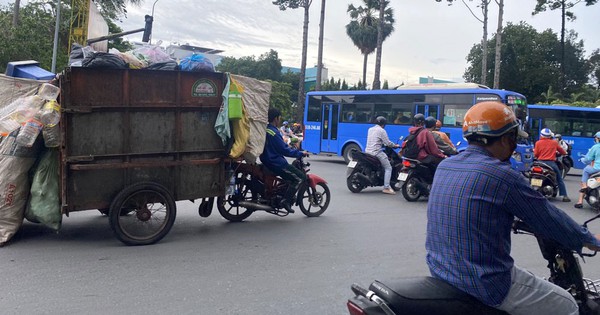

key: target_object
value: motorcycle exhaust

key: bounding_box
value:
[238,201,274,211]
[354,172,373,186]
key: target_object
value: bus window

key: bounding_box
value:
[392,103,412,124]
[341,104,356,122]
[442,104,470,127]
[374,103,392,123]
[355,104,373,123]
[307,96,322,122]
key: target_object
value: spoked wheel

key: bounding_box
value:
[298,182,330,217]
[401,177,422,202]
[109,182,176,246]
[346,169,365,193]
[217,172,253,222]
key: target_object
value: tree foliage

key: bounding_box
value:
[0,2,69,73]
[589,49,600,89]
[532,0,598,91]
[464,22,591,103]
[216,50,283,81]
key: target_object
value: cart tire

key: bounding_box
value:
[108,182,176,246]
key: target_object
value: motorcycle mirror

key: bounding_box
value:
[583,214,600,228]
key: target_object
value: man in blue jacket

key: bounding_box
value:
[260,108,309,213]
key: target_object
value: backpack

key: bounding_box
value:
[401,128,424,159]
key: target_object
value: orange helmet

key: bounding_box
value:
[463,101,523,138]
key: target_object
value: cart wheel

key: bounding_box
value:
[108,182,176,246]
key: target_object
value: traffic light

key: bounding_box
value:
[142,15,154,42]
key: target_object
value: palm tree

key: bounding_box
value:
[273,0,313,122]
[372,0,394,90]
[540,86,562,103]
[315,0,326,91]
[346,0,394,89]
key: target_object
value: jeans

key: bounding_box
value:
[582,165,600,183]
[496,265,578,315]
[373,151,392,189]
[540,160,568,196]
[270,163,307,203]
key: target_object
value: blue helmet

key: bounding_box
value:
[595,131,600,139]
[283,121,289,126]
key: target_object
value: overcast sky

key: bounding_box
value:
[5,0,600,87]
[114,0,599,87]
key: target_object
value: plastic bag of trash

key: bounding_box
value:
[179,54,215,72]
[82,52,128,69]
[25,149,61,231]
[132,45,172,66]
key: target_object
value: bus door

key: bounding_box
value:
[415,104,441,120]
[321,103,340,153]
[528,117,542,141]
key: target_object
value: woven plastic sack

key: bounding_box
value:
[25,149,61,231]
[0,129,43,245]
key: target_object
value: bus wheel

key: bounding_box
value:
[343,143,360,164]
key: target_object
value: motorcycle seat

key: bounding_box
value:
[352,151,382,167]
[369,277,507,315]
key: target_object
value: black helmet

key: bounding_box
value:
[425,116,437,129]
[375,116,387,126]
[413,113,425,126]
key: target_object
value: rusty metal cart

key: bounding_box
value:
[59,67,227,245]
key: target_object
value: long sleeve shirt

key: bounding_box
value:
[426,145,599,306]
[534,137,566,161]
[260,124,303,169]
[365,125,394,155]
[584,143,600,170]
[408,126,445,160]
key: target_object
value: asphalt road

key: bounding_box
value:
[1,156,598,315]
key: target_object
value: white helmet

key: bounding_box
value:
[540,128,553,138]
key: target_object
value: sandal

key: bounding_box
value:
[574,203,583,209]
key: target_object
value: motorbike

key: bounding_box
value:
[557,146,574,178]
[581,172,600,212]
[397,158,434,202]
[346,146,403,193]
[347,215,600,315]
[528,161,559,198]
[215,157,330,222]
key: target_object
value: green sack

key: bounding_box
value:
[25,149,61,231]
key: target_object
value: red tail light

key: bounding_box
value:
[402,160,412,167]
[532,166,544,173]
[347,301,366,315]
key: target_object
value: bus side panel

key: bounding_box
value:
[303,123,321,154]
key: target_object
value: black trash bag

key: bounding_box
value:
[146,60,179,71]
[82,52,128,69]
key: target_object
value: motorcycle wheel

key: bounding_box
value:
[402,176,422,202]
[347,169,365,193]
[298,182,330,217]
[217,173,253,222]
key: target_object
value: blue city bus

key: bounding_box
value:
[528,104,600,170]
[303,84,534,171]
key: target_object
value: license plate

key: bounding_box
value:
[530,178,543,187]
[398,172,408,181]
[348,160,357,168]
